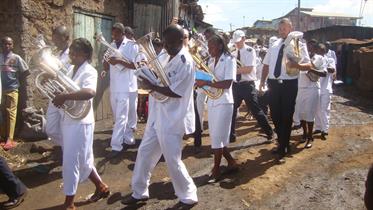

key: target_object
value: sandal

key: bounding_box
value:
[88,188,110,202]
[2,141,17,150]
[304,137,313,149]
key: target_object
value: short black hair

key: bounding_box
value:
[163,24,184,41]
[204,27,216,35]
[52,25,69,39]
[208,34,231,56]
[124,26,134,36]
[70,38,93,61]
[112,22,125,33]
[1,36,12,44]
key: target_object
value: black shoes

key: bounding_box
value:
[2,192,27,209]
[229,135,236,143]
[106,150,121,159]
[321,132,328,140]
[121,195,148,205]
[313,130,322,134]
[292,125,301,130]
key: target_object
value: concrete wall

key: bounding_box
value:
[0,0,24,56]
[19,0,129,61]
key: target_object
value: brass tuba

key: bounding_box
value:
[94,33,131,71]
[32,36,91,120]
[189,37,223,99]
[134,33,170,102]
[283,31,303,76]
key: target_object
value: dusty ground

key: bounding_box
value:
[1,85,372,210]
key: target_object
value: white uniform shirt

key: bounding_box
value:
[59,48,71,72]
[207,53,236,106]
[109,38,139,93]
[263,38,310,80]
[326,49,337,65]
[147,47,195,135]
[61,61,97,124]
[234,45,257,81]
[298,54,321,88]
[320,55,336,94]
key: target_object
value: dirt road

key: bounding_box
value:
[1,86,372,210]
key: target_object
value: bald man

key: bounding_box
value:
[260,18,311,163]
[45,25,72,147]
[122,24,198,207]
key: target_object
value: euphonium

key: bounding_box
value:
[283,31,303,76]
[32,46,91,120]
[189,37,223,99]
[95,33,131,71]
[134,33,170,102]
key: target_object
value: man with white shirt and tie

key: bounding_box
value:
[260,18,312,163]
[230,30,273,143]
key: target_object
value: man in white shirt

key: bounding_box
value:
[102,23,139,158]
[122,24,198,207]
[230,30,273,143]
[46,25,71,147]
[260,18,312,163]
[315,43,336,140]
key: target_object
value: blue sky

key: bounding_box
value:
[198,0,373,31]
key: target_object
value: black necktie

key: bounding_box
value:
[237,49,241,82]
[274,44,285,78]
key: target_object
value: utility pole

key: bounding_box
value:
[243,16,245,27]
[297,0,301,31]
[230,23,233,31]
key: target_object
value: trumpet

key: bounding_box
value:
[94,33,131,71]
[189,37,223,99]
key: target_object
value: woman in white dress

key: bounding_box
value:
[196,34,238,182]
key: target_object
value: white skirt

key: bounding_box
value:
[208,104,233,149]
[294,88,320,122]
[61,123,96,195]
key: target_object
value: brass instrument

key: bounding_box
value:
[283,31,303,76]
[134,33,170,102]
[189,37,223,99]
[95,33,131,71]
[32,44,91,120]
[306,54,327,82]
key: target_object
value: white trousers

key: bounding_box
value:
[315,93,331,132]
[46,102,63,147]
[208,104,233,149]
[131,125,198,204]
[196,91,207,131]
[128,92,138,130]
[62,123,100,195]
[110,92,134,151]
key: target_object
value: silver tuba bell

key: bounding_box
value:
[134,33,171,103]
[283,31,303,76]
[94,33,132,71]
[32,37,91,120]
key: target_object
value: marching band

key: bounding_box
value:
[0,16,339,209]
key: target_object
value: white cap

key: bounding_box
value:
[232,30,245,43]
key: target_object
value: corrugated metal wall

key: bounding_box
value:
[132,0,177,38]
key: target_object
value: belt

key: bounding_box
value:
[268,78,297,84]
[236,80,255,84]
